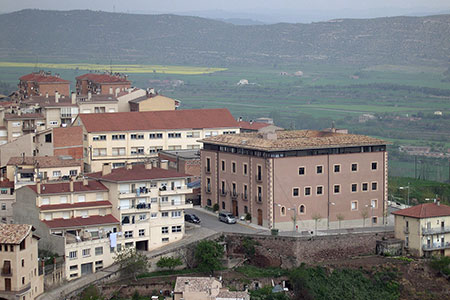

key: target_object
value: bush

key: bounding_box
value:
[195,240,224,274]
[213,203,219,212]
[245,213,252,221]
[430,256,450,276]
[156,256,182,270]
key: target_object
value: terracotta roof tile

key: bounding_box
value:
[7,156,81,168]
[0,179,14,188]
[201,130,387,151]
[174,277,219,293]
[392,203,450,218]
[42,214,119,229]
[238,121,271,130]
[19,73,70,83]
[78,108,239,133]
[0,224,32,244]
[27,180,108,195]
[87,164,190,182]
[40,200,112,211]
[76,73,131,84]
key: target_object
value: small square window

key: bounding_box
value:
[334,185,340,194]
[316,166,323,174]
[371,162,378,170]
[372,182,378,191]
[334,165,340,173]
[362,183,368,191]
[351,184,357,192]
[351,201,358,211]
[293,188,299,197]
[351,163,358,172]
[298,167,305,175]
[304,187,311,196]
[316,186,323,195]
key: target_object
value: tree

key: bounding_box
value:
[312,213,322,236]
[336,214,345,231]
[195,240,224,274]
[156,256,182,270]
[360,209,369,227]
[114,248,149,281]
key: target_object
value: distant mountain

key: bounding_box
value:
[0,9,449,67]
[215,18,266,26]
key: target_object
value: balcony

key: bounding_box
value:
[422,226,450,235]
[159,186,193,196]
[220,189,228,197]
[1,266,12,276]
[159,200,193,211]
[118,188,151,199]
[61,113,72,118]
[255,175,263,183]
[119,203,152,213]
[204,167,211,174]
[404,227,409,234]
[255,195,263,203]
[242,193,248,201]
[231,191,239,200]
[423,242,450,251]
[22,124,36,132]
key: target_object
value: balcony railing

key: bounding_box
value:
[159,186,192,196]
[231,191,239,199]
[255,174,263,183]
[422,226,450,235]
[423,242,450,251]
[255,195,262,203]
[242,193,248,201]
[220,189,227,196]
[22,124,36,131]
[119,203,151,212]
[204,167,211,174]
[1,266,12,276]
[404,227,409,234]
[158,199,193,211]
[61,113,72,118]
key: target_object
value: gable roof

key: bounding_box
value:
[0,224,33,244]
[392,203,450,219]
[43,214,119,229]
[27,180,108,195]
[19,73,70,84]
[174,277,220,293]
[7,156,80,168]
[77,108,239,133]
[76,73,130,84]
[238,121,272,131]
[87,164,189,182]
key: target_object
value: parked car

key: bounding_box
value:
[218,212,237,224]
[185,213,201,224]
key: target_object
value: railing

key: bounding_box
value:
[242,193,248,201]
[61,113,72,118]
[220,189,227,196]
[1,266,12,276]
[422,226,450,235]
[159,199,191,207]
[205,186,211,194]
[159,186,192,196]
[22,124,36,131]
[404,227,409,234]
[231,192,239,199]
[255,195,262,203]
[422,242,450,251]
[204,167,211,174]
[119,203,151,211]
[255,174,263,182]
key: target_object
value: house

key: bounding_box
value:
[237,79,249,85]
[392,202,450,257]
[0,224,44,300]
[158,149,201,179]
[174,277,249,300]
[3,113,46,142]
[238,121,283,133]
[73,108,240,172]
[76,73,131,96]
[129,89,179,112]
[0,179,15,224]
[18,71,70,99]
[200,130,388,231]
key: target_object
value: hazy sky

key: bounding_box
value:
[2,0,450,22]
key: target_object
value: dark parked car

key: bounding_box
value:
[185,213,201,224]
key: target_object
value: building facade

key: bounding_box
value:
[200,130,388,231]
[393,202,450,257]
[76,73,131,96]
[18,72,70,98]
[0,224,44,300]
[0,179,15,224]
[73,108,240,172]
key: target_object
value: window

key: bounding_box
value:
[52,171,61,177]
[362,183,368,191]
[351,184,357,192]
[280,206,286,216]
[1,203,5,210]
[334,164,340,173]
[316,186,323,195]
[60,196,68,203]
[351,163,358,172]
[93,135,106,141]
[316,165,323,174]
[168,132,181,138]
[149,146,163,153]
[257,186,262,202]
[223,131,236,134]
[69,265,78,271]
[186,131,200,138]
[243,184,248,199]
[351,201,358,211]
[69,251,77,259]
[299,205,305,214]
[293,188,299,197]
[221,160,225,171]
[206,158,211,172]
[371,199,378,209]
[112,147,125,156]
[112,134,125,140]
[371,162,378,170]
[77,195,85,202]
[298,167,305,175]
[151,213,157,218]
[93,148,107,157]
[124,231,133,238]
[162,227,169,234]
[243,163,248,175]
[232,162,236,173]
[171,211,181,218]
[304,187,311,196]
[372,217,378,225]
[94,107,105,113]
[131,147,144,155]
[139,229,145,236]
[139,214,146,221]
[49,121,58,126]
[45,133,52,143]
[131,134,144,140]
[95,247,103,256]
[69,169,78,176]
[162,237,169,243]
[172,225,182,233]
[222,201,225,209]
[334,185,340,194]
[149,133,163,139]
[168,145,182,150]
[371,182,378,191]
[21,259,24,267]
[257,165,262,181]
[41,198,50,205]
[162,212,168,217]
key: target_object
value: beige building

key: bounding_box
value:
[3,113,46,142]
[0,179,15,224]
[129,90,179,112]
[393,202,450,257]
[0,224,44,300]
[174,277,249,300]
[73,108,240,172]
[87,163,193,251]
[200,130,388,231]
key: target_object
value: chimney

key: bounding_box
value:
[126,163,133,170]
[88,92,92,101]
[71,92,76,104]
[109,87,113,95]
[102,163,111,176]
[36,180,41,194]
[437,200,440,206]
[115,89,119,97]
[55,91,60,103]
[160,160,169,170]
[69,178,74,192]
[145,162,152,170]
[83,178,89,186]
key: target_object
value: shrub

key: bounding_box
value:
[156,256,182,270]
[213,203,219,211]
[430,256,450,276]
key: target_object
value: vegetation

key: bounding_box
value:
[235,265,288,278]
[114,248,150,281]
[289,265,400,300]
[429,256,450,276]
[79,285,103,300]
[156,256,183,270]
[241,237,259,259]
[389,177,450,205]
[249,286,290,300]
[194,240,224,274]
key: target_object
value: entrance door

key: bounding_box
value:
[4,278,11,291]
[81,262,93,275]
[257,209,263,226]
[232,200,238,217]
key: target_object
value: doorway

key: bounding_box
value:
[257,209,263,226]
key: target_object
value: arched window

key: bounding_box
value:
[299,205,305,214]
[280,206,286,216]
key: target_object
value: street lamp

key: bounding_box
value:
[399,182,410,206]
[327,202,336,230]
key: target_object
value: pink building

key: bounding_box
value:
[200,130,388,231]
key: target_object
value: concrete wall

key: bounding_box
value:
[116,89,146,112]
[0,134,34,167]
[136,95,176,112]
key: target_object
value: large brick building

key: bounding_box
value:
[18,71,70,99]
[200,130,388,231]
[76,73,131,96]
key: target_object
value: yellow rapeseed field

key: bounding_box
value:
[0,62,227,75]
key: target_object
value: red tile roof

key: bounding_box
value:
[87,164,189,182]
[7,156,80,168]
[238,121,271,131]
[53,126,83,148]
[19,73,70,83]
[27,180,108,195]
[40,201,112,211]
[392,203,450,219]
[0,224,33,244]
[43,214,119,229]
[0,179,14,188]
[78,108,239,133]
[76,73,131,84]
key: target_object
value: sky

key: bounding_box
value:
[2,0,450,23]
